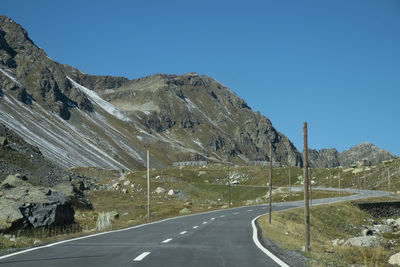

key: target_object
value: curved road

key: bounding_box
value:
[0,188,389,267]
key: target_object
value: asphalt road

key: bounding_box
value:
[0,188,390,267]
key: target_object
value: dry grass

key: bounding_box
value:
[0,165,351,253]
[257,197,400,266]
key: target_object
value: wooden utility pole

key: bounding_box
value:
[269,143,273,224]
[289,168,292,201]
[147,150,150,221]
[228,165,231,208]
[387,168,391,192]
[309,168,312,206]
[338,171,341,196]
[363,168,366,191]
[303,122,311,252]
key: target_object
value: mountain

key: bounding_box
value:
[308,143,397,168]
[308,148,340,168]
[0,16,302,170]
[339,142,396,167]
[0,122,68,186]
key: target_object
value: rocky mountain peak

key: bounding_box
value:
[0,15,299,168]
[309,143,396,168]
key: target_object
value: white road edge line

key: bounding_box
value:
[161,238,173,243]
[0,188,388,261]
[180,231,187,235]
[251,215,289,267]
[133,252,151,261]
[0,202,251,261]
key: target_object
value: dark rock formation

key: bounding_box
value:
[308,148,340,168]
[0,16,93,118]
[0,175,74,232]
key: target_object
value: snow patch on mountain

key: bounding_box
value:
[67,76,130,122]
[0,67,21,87]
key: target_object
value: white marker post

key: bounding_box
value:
[147,150,150,221]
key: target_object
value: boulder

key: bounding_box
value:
[0,175,74,232]
[389,252,400,266]
[109,211,119,221]
[19,191,74,228]
[0,136,7,146]
[123,180,130,186]
[1,174,32,189]
[0,199,25,231]
[112,182,120,190]
[155,187,166,194]
[361,229,374,236]
[332,239,345,246]
[386,218,398,227]
[344,236,381,247]
[370,224,393,234]
[168,189,184,198]
[179,208,191,215]
[53,182,93,210]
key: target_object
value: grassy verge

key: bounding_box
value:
[257,197,400,266]
[0,165,350,253]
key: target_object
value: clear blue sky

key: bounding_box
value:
[3,0,400,155]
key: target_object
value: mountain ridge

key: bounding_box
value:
[309,142,396,168]
[0,15,302,169]
[0,15,396,170]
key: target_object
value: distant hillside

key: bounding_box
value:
[339,142,396,167]
[308,143,397,168]
[0,16,302,170]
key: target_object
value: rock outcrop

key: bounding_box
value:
[0,175,74,232]
[308,143,396,168]
[339,142,396,167]
[308,148,340,168]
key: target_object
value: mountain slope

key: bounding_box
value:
[309,143,396,168]
[0,16,302,169]
[339,142,396,167]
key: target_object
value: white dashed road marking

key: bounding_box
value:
[202,221,207,224]
[234,212,239,215]
[220,215,225,218]
[247,209,253,212]
[193,226,199,229]
[180,231,187,235]
[133,252,151,261]
[211,217,215,220]
[161,238,172,243]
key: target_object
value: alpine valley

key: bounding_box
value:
[0,15,396,177]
